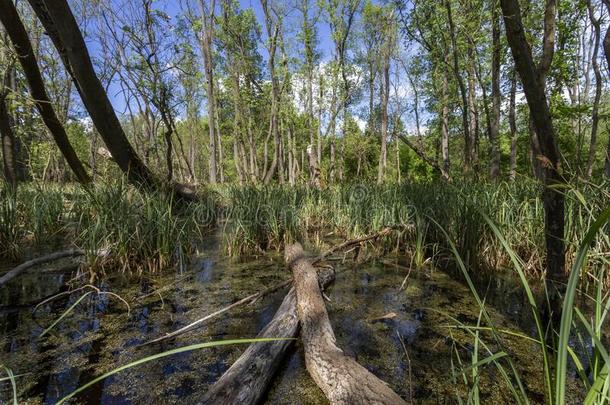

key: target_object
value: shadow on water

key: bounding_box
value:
[0,239,578,404]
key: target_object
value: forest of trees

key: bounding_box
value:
[0,0,607,189]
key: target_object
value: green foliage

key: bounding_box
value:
[0,181,216,275]
[442,198,610,404]
[217,180,609,285]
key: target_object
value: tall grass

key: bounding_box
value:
[0,189,21,260]
[73,181,206,274]
[1,179,608,283]
[440,195,610,404]
[218,181,608,282]
[0,180,216,276]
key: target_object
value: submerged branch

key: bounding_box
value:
[141,278,293,346]
[0,249,85,288]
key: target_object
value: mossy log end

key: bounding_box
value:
[287,243,408,405]
[200,268,334,405]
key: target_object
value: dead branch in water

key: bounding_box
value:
[0,248,111,288]
[311,225,412,265]
[0,249,85,288]
[141,278,293,346]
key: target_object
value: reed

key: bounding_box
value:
[218,180,608,283]
[0,180,213,275]
[0,188,22,260]
[439,198,610,403]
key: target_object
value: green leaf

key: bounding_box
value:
[55,338,294,404]
[555,206,610,405]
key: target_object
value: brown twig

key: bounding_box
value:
[0,249,85,288]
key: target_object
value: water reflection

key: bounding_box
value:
[0,245,580,404]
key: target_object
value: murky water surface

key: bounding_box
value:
[0,239,588,404]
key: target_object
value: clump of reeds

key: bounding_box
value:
[218,180,609,284]
[23,183,67,245]
[0,180,215,276]
[221,185,305,255]
[0,187,22,260]
[440,191,610,404]
[73,180,206,275]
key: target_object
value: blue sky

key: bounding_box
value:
[84,0,418,130]
[94,0,340,113]
[236,0,336,60]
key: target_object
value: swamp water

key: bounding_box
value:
[0,239,573,404]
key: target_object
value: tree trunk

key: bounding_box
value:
[377,55,390,184]
[26,0,168,191]
[0,50,17,188]
[261,0,281,185]
[445,0,472,172]
[198,0,218,185]
[0,0,90,185]
[307,144,321,188]
[302,0,317,184]
[466,55,479,173]
[287,124,295,185]
[233,141,245,185]
[605,130,610,178]
[0,86,17,188]
[215,100,224,184]
[441,57,450,174]
[286,243,407,404]
[585,0,602,178]
[530,0,557,181]
[501,0,565,324]
[602,0,610,178]
[490,3,501,180]
[368,61,375,135]
[329,138,336,183]
[395,130,401,182]
[509,69,518,181]
[317,75,323,166]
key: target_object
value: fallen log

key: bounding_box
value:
[288,243,407,404]
[0,249,85,288]
[200,268,334,405]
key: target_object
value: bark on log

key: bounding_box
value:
[287,243,407,405]
[200,268,334,405]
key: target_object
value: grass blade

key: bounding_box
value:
[555,206,610,405]
[55,338,293,404]
[40,291,93,338]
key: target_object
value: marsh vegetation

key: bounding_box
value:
[0,0,609,404]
